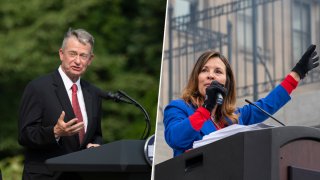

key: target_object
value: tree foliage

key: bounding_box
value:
[0,0,166,159]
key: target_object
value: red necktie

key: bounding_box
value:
[71,84,85,144]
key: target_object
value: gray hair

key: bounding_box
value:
[61,28,94,53]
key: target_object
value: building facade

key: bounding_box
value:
[154,0,320,164]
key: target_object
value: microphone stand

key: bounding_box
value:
[245,99,286,126]
[115,90,151,140]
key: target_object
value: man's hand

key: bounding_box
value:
[53,111,84,138]
[86,143,100,148]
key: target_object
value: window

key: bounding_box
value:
[237,10,253,51]
[175,0,191,17]
[292,1,311,61]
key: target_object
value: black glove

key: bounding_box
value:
[202,81,227,113]
[292,44,319,79]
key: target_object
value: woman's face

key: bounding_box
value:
[198,57,227,97]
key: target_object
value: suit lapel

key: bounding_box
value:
[81,80,93,145]
[52,70,75,121]
[52,70,94,148]
[52,70,80,147]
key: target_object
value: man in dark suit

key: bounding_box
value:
[18,28,103,180]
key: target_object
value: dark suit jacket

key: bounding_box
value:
[18,70,103,180]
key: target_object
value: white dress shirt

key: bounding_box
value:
[58,66,88,132]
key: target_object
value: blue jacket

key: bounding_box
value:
[164,85,291,156]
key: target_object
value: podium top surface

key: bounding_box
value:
[46,140,150,172]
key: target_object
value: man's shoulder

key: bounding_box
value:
[22,71,57,96]
[80,79,97,89]
[80,79,101,94]
[29,71,56,86]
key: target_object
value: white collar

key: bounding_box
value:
[58,66,81,90]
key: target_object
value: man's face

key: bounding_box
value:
[59,37,94,82]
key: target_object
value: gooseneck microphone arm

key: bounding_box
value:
[117,90,151,140]
[245,99,286,126]
[99,89,151,140]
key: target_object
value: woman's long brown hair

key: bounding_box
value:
[181,50,238,124]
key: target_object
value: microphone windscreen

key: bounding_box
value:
[217,94,223,105]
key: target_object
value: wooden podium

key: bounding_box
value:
[46,140,151,180]
[155,126,320,180]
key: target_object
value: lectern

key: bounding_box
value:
[155,126,320,180]
[46,140,151,180]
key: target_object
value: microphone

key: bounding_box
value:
[209,80,224,105]
[98,90,132,104]
[99,91,116,100]
[245,99,285,126]
[217,93,223,105]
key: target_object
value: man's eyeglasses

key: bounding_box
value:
[66,51,91,61]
